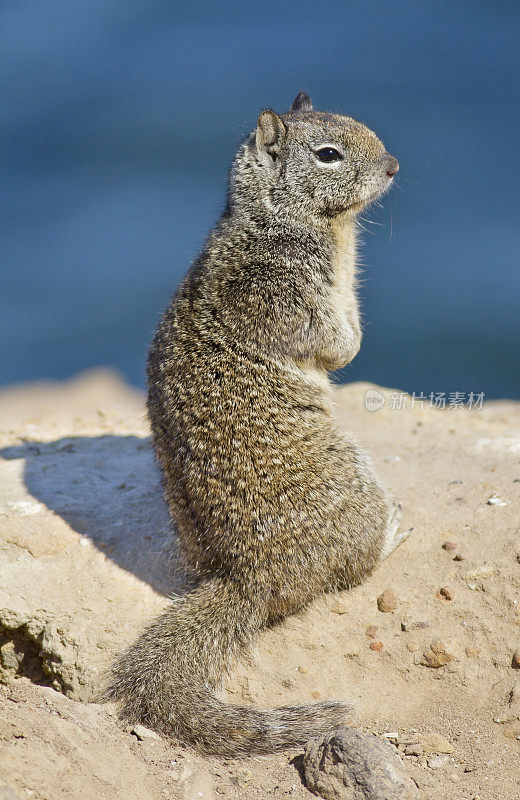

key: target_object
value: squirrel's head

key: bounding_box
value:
[230,92,398,222]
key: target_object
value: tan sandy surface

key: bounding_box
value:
[1,369,519,800]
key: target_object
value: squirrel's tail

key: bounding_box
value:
[104,576,350,756]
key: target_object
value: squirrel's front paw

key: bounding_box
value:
[380,503,412,560]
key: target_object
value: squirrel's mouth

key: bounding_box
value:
[325,184,388,217]
[347,186,388,213]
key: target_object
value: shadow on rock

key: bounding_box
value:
[0,435,178,596]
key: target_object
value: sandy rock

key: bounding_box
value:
[0,681,168,799]
[303,728,420,800]
[0,609,96,700]
[0,418,171,701]
[2,375,520,799]
[422,637,462,668]
[377,589,399,613]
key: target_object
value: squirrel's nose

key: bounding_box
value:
[385,155,399,177]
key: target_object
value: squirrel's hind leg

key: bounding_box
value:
[379,503,411,561]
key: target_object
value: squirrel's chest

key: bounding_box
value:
[329,218,357,310]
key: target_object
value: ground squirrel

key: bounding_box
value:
[106,92,406,756]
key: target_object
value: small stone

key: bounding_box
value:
[502,720,520,739]
[427,755,450,769]
[437,586,454,601]
[417,732,454,754]
[303,727,420,800]
[330,600,350,615]
[401,621,429,632]
[232,768,252,788]
[298,665,308,675]
[369,641,384,651]
[381,731,399,742]
[464,565,495,580]
[404,744,423,757]
[366,625,379,639]
[377,589,399,613]
[511,649,520,669]
[422,637,462,668]
[131,724,160,741]
[442,541,458,552]
[487,495,508,506]
[453,553,464,562]
[465,645,482,658]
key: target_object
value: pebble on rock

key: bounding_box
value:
[422,637,462,668]
[131,724,159,741]
[377,589,399,613]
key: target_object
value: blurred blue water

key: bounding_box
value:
[2,0,519,397]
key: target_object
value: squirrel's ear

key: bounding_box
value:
[290,91,313,112]
[256,110,287,166]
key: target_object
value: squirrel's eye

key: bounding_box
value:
[316,147,343,163]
